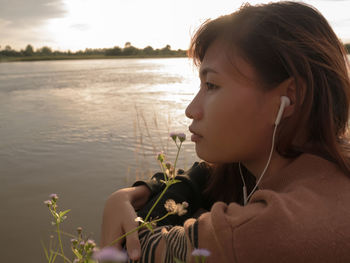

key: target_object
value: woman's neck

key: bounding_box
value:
[243,152,294,183]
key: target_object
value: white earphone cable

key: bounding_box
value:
[240,123,278,205]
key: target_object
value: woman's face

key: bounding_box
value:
[186,40,280,165]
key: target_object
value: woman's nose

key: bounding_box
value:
[185,92,203,120]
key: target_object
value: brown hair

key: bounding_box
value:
[188,1,350,204]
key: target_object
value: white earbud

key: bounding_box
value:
[274,96,291,126]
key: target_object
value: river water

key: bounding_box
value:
[0,58,200,262]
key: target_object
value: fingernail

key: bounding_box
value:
[130,249,140,259]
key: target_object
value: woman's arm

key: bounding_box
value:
[100,185,151,260]
[132,201,266,263]
[100,161,211,260]
[135,161,211,226]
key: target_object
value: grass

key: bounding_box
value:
[127,107,192,185]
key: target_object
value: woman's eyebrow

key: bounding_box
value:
[199,67,219,77]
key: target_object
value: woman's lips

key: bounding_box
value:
[189,126,203,142]
[191,134,203,142]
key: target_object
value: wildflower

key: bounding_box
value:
[164,200,188,216]
[177,133,186,142]
[176,201,189,216]
[87,239,96,247]
[135,217,145,224]
[166,167,175,179]
[165,162,172,169]
[49,193,58,201]
[76,227,83,234]
[157,151,165,162]
[44,200,52,207]
[92,247,128,262]
[164,199,177,214]
[192,248,211,257]
[169,132,177,141]
[70,238,78,245]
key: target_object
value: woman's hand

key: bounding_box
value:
[100,185,151,261]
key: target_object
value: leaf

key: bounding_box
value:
[54,230,76,238]
[170,179,181,184]
[51,248,59,263]
[59,209,71,217]
[72,248,83,260]
[40,239,50,261]
[145,223,154,233]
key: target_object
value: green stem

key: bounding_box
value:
[144,183,171,222]
[153,212,173,223]
[108,138,184,249]
[56,223,66,263]
[145,141,182,222]
[109,224,144,246]
[109,212,173,247]
[158,159,168,182]
[51,250,72,263]
[173,142,182,176]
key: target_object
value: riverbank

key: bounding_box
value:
[0,53,188,62]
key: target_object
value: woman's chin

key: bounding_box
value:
[195,146,217,163]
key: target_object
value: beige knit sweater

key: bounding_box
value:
[135,154,350,263]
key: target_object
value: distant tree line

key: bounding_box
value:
[1,42,349,61]
[0,42,187,58]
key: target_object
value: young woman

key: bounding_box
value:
[101,1,350,262]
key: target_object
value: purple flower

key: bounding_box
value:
[92,247,128,262]
[87,239,96,246]
[169,132,177,141]
[177,133,186,142]
[70,238,78,243]
[49,194,58,200]
[44,200,52,207]
[192,248,211,257]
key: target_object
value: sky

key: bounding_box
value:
[1,0,350,52]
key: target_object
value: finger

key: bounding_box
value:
[126,230,141,260]
[124,221,141,260]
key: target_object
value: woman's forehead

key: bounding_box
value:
[199,40,257,82]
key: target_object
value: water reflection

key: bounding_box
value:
[0,58,200,263]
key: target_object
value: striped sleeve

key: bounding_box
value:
[129,220,198,263]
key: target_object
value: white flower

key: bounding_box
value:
[176,201,188,216]
[164,199,177,213]
[164,199,188,216]
[135,217,145,224]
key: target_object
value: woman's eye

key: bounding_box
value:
[205,82,219,90]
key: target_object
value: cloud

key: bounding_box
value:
[70,23,91,31]
[0,0,67,28]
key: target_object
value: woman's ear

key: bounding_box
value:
[277,77,299,118]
